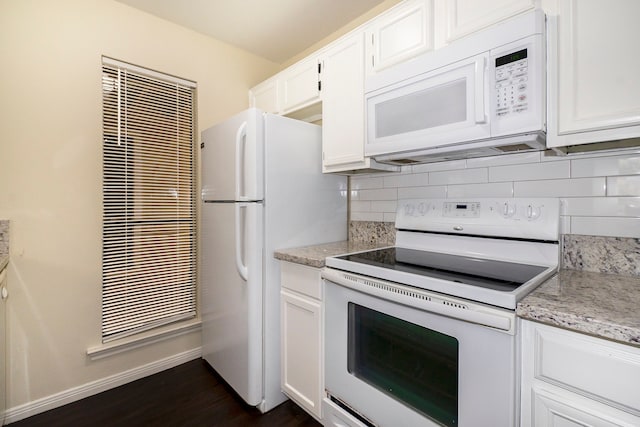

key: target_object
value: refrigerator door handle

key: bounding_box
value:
[235,121,248,201]
[234,202,249,281]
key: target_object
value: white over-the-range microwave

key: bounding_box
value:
[365,10,546,165]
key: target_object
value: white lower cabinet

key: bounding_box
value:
[280,261,323,420]
[521,320,640,427]
[0,267,6,425]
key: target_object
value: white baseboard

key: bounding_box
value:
[4,347,202,424]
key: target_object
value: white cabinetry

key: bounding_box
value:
[249,76,279,114]
[320,32,396,173]
[0,267,6,425]
[280,261,323,420]
[280,56,321,115]
[547,0,640,148]
[438,0,537,43]
[521,320,640,427]
[365,0,434,76]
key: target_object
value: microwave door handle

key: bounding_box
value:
[235,121,248,201]
[474,56,488,124]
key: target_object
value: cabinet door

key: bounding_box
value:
[321,32,366,169]
[365,0,434,76]
[533,386,640,427]
[249,77,279,114]
[280,57,320,114]
[0,268,5,424]
[439,0,536,43]
[281,289,322,419]
[548,0,640,147]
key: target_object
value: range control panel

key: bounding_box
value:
[397,198,560,241]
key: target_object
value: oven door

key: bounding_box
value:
[324,272,517,427]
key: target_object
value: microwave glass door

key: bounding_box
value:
[348,303,458,427]
[365,54,491,157]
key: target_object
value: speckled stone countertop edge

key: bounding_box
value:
[0,255,7,272]
[516,270,640,348]
[274,240,391,268]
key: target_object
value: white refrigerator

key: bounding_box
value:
[200,108,347,412]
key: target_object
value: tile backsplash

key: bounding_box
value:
[350,149,640,238]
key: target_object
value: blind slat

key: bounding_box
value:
[101,60,196,343]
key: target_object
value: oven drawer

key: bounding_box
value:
[527,321,640,414]
[322,398,369,427]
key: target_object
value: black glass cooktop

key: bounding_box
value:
[335,247,548,292]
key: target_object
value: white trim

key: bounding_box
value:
[87,320,202,360]
[102,56,197,88]
[4,347,202,424]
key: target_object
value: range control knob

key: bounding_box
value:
[404,203,415,216]
[526,204,541,220]
[502,202,516,218]
[417,202,428,216]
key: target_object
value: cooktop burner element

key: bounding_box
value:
[326,198,561,309]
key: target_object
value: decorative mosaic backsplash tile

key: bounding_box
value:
[0,220,9,256]
[351,221,640,277]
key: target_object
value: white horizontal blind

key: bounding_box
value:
[101,58,196,342]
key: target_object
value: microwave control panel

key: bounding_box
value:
[495,48,529,118]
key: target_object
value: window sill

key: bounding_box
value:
[86,319,202,360]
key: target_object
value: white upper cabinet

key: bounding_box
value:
[321,33,366,171]
[438,0,537,44]
[249,76,279,114]
[279,56,321,114]
[365,0,434,77]
[547,0,640,148]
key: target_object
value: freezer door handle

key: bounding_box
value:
[234,203,249,281]
[235,121,248,201]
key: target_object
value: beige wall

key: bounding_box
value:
[0,0,278,410]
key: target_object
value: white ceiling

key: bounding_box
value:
[115,0,387,63]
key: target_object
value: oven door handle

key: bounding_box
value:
[323,268,514,333]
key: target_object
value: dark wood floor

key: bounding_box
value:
[9,359,322,427]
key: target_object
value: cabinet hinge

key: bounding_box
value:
[318,80,322,91]
[318,62,322,73]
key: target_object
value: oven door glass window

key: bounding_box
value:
[348,303,458,427]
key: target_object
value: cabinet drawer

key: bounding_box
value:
[280,261,322,300]
[533,323,640,414]
[322,398,369,427]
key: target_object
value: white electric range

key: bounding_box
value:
[322,197,560,427]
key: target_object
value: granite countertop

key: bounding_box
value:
[274,240,391,268]
[0,254,7,272]
[517,269,640,347]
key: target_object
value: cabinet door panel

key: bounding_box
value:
[366,0,433,75]
[442,0,536,43]
[322,33,365,168]
[533,386,639,427]
[249,78,279,114]
[281,289,322,419]
[280,57,320,114]
[548,0,640,147]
